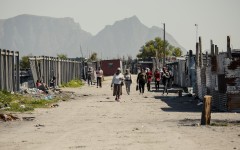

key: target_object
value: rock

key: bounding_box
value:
[22,117,35,121]
[50,104,59,108]
[35,124,45,127]
[132,127,139,131]
[20,105,26,108]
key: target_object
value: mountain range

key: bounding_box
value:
[0,14,186,58]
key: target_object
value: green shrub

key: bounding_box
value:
[61,79,84,88]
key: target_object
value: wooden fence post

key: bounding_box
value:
[227,36,232,59]
[201,95,212,125]
[199,37,203,68]
[0,49,2,90]
[16,51,20,91]
[196,43,199,67]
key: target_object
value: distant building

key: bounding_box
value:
[100,59,122,76]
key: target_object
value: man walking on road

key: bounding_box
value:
[154,68,161,91]
[87,67,93,86]
[162,67,170,95]
[96,67,103,88]
[137,68,147,95]
[146,68,152,91]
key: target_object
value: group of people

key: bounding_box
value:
[90,66,173,102]
[87,67,104,88]
[137,67,173,95]
[110,66,173,102]
[35,76,56,94]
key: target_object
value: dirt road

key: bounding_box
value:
[0,75,239,150]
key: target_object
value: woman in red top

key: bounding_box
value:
[36,80,42,88]
[154,68,161,91]
[146,68,152,91]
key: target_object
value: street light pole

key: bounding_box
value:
[163,23,166,66]
[195,24,198,43]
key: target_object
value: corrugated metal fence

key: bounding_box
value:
[167,36,240,112]
[194,36,240,111]
[29,56,82,87]
[0,49,20,92]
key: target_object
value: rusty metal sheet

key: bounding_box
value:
[211,56,217,72]
[228,94,240,111]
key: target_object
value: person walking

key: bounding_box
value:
[168,67,174,89]
[124,69,132,95]
[87,67,93,86]
[154,68,161,91]
[162,67,170,95]
[96,67,103,88]
[137,68,147,95]
[111,68,124,101]
[146,68,152,91]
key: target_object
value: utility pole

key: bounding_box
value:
[195,24,198,43]
[163,23,166,66]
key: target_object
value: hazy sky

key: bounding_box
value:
[0,0,239,52]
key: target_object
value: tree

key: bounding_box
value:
[20,56,30,69]
[57,54,68,60]
[137,37,182,59]
[89,52,98,61]
[172,47,182,57]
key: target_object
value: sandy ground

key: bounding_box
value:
[0,75,240,150]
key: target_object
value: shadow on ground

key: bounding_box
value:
[154,95,202,112]
[179,118,240,127]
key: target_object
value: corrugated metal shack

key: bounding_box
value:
[223,49,240,111]
[198,36,240,111]
[100,59,122,76]
[167,36,240,112]
[167,57,188,88]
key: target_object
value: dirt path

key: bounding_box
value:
[0,75,240,150]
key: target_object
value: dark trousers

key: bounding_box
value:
[97,77,102,87]
[163,80,168,94]
[155,81,160,91]
[139,81,145,93]
[87,76,92,85]
[147,81,151,91]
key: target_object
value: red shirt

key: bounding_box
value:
[36,82,42,87]
[146,71,152,82]
[154,71,161,81]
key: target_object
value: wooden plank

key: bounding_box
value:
[201,95,212,125]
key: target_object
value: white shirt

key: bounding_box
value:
[124,73,131,81]
[96,69,103,77]
[112,73,124,85]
